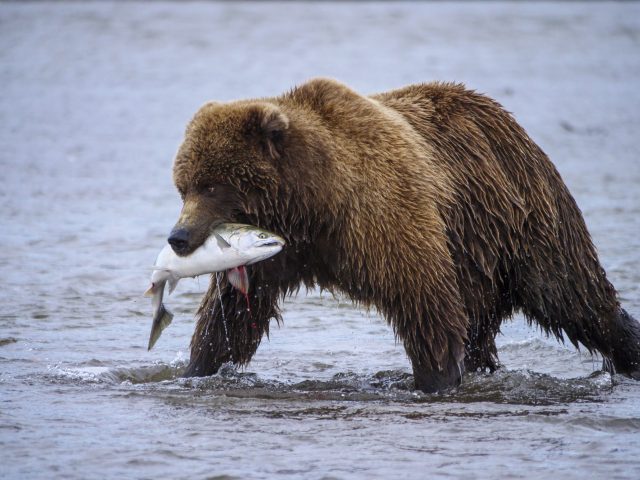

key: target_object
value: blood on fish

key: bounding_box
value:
[230,265,252,317]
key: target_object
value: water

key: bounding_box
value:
[1,2,640,479]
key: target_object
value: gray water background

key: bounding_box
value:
[1,1,639,479]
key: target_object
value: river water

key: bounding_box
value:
[1,2,639,479]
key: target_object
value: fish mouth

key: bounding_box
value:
[259,235,286,248]
[262,240,283,247]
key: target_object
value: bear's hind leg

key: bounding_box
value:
[464,313,502,373]
[516,262,640,379]
[606,308,640,379]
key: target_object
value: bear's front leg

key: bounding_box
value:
[408,339,466,393]
[390,272,468,393]
[184,270,281,377]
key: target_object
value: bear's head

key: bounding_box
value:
[169,101,294,256]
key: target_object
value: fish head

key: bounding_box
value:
[222,224,286,265]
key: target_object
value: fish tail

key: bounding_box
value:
[147,304,174,351]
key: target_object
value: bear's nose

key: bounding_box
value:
[168,228,190,255]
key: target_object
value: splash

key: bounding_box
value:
[215,272,233,360]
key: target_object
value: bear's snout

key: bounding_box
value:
[168,227,190,255]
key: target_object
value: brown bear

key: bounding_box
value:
[168,78,640,392]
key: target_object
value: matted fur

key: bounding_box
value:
[172,78,640,392]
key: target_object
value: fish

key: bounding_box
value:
[144,223,285,350]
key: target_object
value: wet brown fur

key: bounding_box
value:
[173,78,640,392]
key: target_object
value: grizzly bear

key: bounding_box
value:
[168,78,640,392]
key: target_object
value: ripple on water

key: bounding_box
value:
[0,337,18,347]
[449,369,613,405]
[39,360,615,407]
[41,361,186,385]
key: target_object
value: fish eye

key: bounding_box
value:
[258,233,268,239]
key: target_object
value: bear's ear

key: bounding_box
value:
[252,104,289,159]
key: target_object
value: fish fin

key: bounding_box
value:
[143,284,155,297]
[167,277,179,295]
[148,304,174,351]
[227,266,249,295]
[214,232,232,250]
